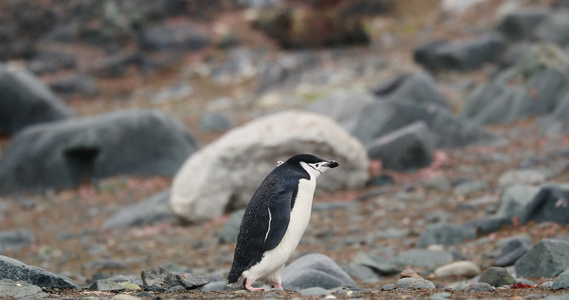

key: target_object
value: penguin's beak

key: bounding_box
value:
[325,160,339,168]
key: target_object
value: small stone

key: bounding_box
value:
[0,279,48,298]
[553,268,569,290]
[89,279,126,291]
[542,281,554,288]
[111,294,142,300]
[141,267,208,292]
[434,261,481,278]
[453,180,489,196]
[429,292,452,300]
[479,267,516,287]
[466,282,496,292]
[417,223,476,247]
[382,283,395,290]
[395,278,436,290]
[300,287,332,297]
[494,238,530,267]
[400,269,423,279]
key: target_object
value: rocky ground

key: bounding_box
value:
[2,0,569,299]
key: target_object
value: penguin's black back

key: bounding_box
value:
[227,159,310,284]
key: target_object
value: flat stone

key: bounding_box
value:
[395,278,436,290]
[434,261,481,278]
[299,287,331,296]
[141,268,209,292]
[0,255,80,289]
[0,278,48,298]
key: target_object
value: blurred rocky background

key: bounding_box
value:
[2,0,569,298]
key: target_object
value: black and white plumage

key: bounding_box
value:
[227,154,339,291]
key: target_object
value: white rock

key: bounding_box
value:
[441,0,487,14]
[170,110,369,223]
[434,261,481,278]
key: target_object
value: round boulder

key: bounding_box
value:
[170,110,369,223]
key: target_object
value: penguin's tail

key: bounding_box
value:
[227,276,244,289]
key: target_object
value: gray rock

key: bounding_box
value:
[0,109,198,195]
[170,111,369,223]
[200,281,235,291]
[544,90,569,134]
[89,279,126,292]
[494,238,531,267]
[103,189,175,229]
[533,11,569,46]
[453,180,489,196]
[141,268,209,292]
[366,121,434,171]
[465,282,496,292]
[282,253,358,290]
[371,71,451,109]
[304,90,374,131]
[346,264,382,283]
[479,267,516,287]
[515,239,569,278]
[0,65,73,135]
[463,214,512,234]
[395,278,436,290]
[0,255,80,289]
[498,169,549,187]
[352,100,494,149]
[141,23,210,52]
[219,209,246,244]
[497,184,540,218]
[434,261,481,278]
[0,278,48,298]
[29,50,76,75]
[553,269,569,290]
[349,251,400,276]
[413,33,505,71]
[521,185,569,225]
[391,249,453,269]
[423,177,452,192]
[496,9,549,41]
[299,286,331,296]
[49,74,98,98]
[198,112,236,132]
[0,229,35,254]
[417,223,476,247]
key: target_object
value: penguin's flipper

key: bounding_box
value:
[263,190,292,251]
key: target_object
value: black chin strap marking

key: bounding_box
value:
[308,164,322,174]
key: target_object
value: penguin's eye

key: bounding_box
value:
[315,164,319,167]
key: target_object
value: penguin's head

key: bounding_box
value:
[285,154,339,178]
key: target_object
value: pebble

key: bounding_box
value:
[553,269,569,290]
[395,278,436,290]
[434,261,481,278]
[300,287,332,296]
[479,267,516,287]
[465,282,496,292]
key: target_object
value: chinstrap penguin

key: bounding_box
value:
[227,154,339,291]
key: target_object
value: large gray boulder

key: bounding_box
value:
[0,255,80,289]
[515,239,569,278]
[170,110,369,223]
[282,253,357,290]
[0,65,73,135]
[371,71,451,109]
[521,185,569,225]
[413,33,505,72]
[0,109,198,195]
[352,100,494,149]
[103,189,175,229]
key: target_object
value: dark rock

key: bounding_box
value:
[0,109,198,195]
[282,253,357,290]
[198,112,236,132]
[29,50,76,75]
[494,238,531,267]
[533,11,569,46]
[0,229,35,254]
[48,74,98,98]
[89,279,126,292]
[0,65,73,135]
[552,268,569,290]
[496,9,549,42]
[479,267,516,287]
[543,92,569,134]
[413,33,505,72]
[462,214,512,234]
[0,255,80,289]
[90,53,140,78]
[237,0,282,9]
[219,209,245,244]
[371,71,451,109]
[391,249,453,269]
[395,278,436,290]
[103,189,175,229]
[497,184,539,218]
[465,282,496,292]
[366,121,434,171]
[346,264,382,283]
[141,267,208,292]
[141,23,210,52]
[515,239,569,278]
[417,223,476,247]
[521,185,569,225]
[349,251,400,276]
[0,278,48,298]
[352,100,494,149]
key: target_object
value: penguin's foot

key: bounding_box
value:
[272,283,283,290]
[245,279,265,291]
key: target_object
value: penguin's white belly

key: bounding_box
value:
[243,178,316,282]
